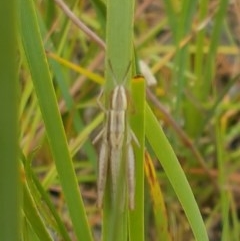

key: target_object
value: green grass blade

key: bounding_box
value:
[161,1,178,42]
[203,0,229,96]
[145,104,209,241]
[105,0,134,90]
[184,0,209,137]
[37,11,84,131]
[19,0,93,240]
[36,11,98,170]
[103,0,135,240]
[89,0,106,29]
[162,1,197,119]
[129,76,145,241]
[215,119,230,240]
[144,151,172,241]
[0,1,20,241]
[23,184,53,241]
[21,152,72,241]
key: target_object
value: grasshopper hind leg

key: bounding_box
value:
[110,147,122,205]
[97,139,109,208]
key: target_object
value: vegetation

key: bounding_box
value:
[1,0,240,240]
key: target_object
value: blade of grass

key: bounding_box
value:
[105,0,134,91]
[23,183,53,241]
[22,153,72,241]
[36,11,99,171]
[103,0,135,240]
[186,0,228,137]
[54,0,105,50]
[203,0,229,97]
[161,1,178,42]
[215,117,230,240]
[230,193,240,241]
[185,0,209,136]
[55,0,80,54]
[144,151,172,241]
[19,0,93,240]
[89,0,106,29]
[21,96,42,154]
[42,112,104,189]
[46,52,104,84]
[173,1,197,119]
[129,76,145,241]
[0,1,19,241]
[145,103,209,241]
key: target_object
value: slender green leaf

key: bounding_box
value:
[0,1,19,241]
[145,104,209,241]
[19,0,93,240]
[36,11,98,170]
[23,184,53,241]
[22,152,72,241]
[203,0,229,96]
[103,0,135,240]
[129,76,145,241]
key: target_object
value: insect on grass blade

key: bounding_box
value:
[94,62,139,210]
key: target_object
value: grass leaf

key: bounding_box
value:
[145,104,209,241]
[0,1,19,240]
[19,0,93,240]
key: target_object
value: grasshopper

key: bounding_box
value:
[93,63,139,210]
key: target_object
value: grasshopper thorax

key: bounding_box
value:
[110,85,128,111]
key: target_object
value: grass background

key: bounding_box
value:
[1,0,240,240]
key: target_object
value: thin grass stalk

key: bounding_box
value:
[184,0,209,137]
[215,118,230,240]
[162,1,197,123]
[189,0,229,137]
[203,0,229,98]
[173,1,197,119]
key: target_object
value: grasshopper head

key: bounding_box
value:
[110,85,128,111]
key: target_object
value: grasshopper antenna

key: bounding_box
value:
[107,59,118,86]
[107,59,132,86]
